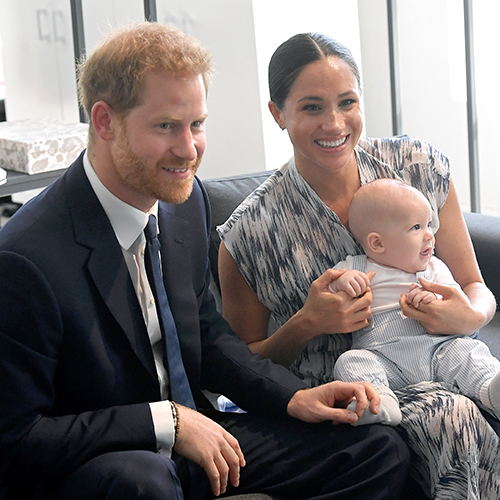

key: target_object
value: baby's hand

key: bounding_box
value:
[328,270,374,298]
[406,282,438,308]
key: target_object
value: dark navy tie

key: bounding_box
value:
[144,214,196,409]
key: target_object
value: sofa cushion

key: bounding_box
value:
[203,170,274,289]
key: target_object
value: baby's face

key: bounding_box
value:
[378,195,434,274]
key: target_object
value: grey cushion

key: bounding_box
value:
[203,170,273,289]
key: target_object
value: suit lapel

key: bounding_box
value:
[87,242,158,383]
[66,158,158,383]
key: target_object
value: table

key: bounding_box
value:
[0,168,67,198]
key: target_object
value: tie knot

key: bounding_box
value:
[144,214,158,241]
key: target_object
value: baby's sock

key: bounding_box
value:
[347,385,402,427]
[480,371,500,416]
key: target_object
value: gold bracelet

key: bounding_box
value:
[170,401,180,442]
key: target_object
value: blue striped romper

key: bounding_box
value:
[332,254,500,412]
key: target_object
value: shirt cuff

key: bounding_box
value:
[149,401,175,457]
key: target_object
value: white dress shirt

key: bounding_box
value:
[83,152,175,455]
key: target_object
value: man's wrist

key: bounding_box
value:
[170,401,180,443]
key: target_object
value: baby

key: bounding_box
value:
[329,178,500,426]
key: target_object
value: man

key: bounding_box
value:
[0,22,410,500]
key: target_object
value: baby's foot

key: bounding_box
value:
[348,386,401,426]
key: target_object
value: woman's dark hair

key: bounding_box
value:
[268,32,361,110]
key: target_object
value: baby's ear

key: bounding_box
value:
[366,232,385,254]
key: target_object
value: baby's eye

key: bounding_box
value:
[411,224,421,230]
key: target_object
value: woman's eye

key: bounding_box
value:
[302,104,321,112]
[159,123,171,130]
[340,98,356,107]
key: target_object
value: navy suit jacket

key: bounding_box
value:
[0,152,305,489]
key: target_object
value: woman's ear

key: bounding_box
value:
[268,101,286,130]
[366,232,385,254]
[91,101,116,141]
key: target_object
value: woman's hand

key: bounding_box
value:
[430,178,496,333]
[297,268,375,338]
[400,277,486,335]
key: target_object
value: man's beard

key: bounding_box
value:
[112,133,201,205]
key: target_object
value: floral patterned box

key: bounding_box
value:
[0,119,89,175]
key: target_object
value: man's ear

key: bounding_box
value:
[366,232,385,254]
[268,101,286,130]
[91,101,116,141]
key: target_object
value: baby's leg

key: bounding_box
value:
[334,350,402,426]
[483,371,500,415]
[434,337,500,416]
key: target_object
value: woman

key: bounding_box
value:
[218,33,500,499]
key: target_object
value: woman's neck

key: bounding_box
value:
[296,155,360,225]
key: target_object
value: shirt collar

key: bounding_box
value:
[83,151,158,250]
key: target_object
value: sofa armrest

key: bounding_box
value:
[463,211,500,308]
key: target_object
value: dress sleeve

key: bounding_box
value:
[358,136,451,233]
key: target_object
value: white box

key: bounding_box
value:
[0,120,89,175]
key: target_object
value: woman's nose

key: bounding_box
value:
[324,111,344,132]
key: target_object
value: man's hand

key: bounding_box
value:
[286,381,381,425]
[173,406,245,497]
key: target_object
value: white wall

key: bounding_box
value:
[397,0,470,211]
[359,0,471,208]
[472,2,500,217]
[82,0,144,52]
[357,0,392,138]
[0,0,80,122]
[7,1,494,214]
[1,1,498,213]
[358,0,500,216]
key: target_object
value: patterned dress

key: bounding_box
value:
[219,136,500,499]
